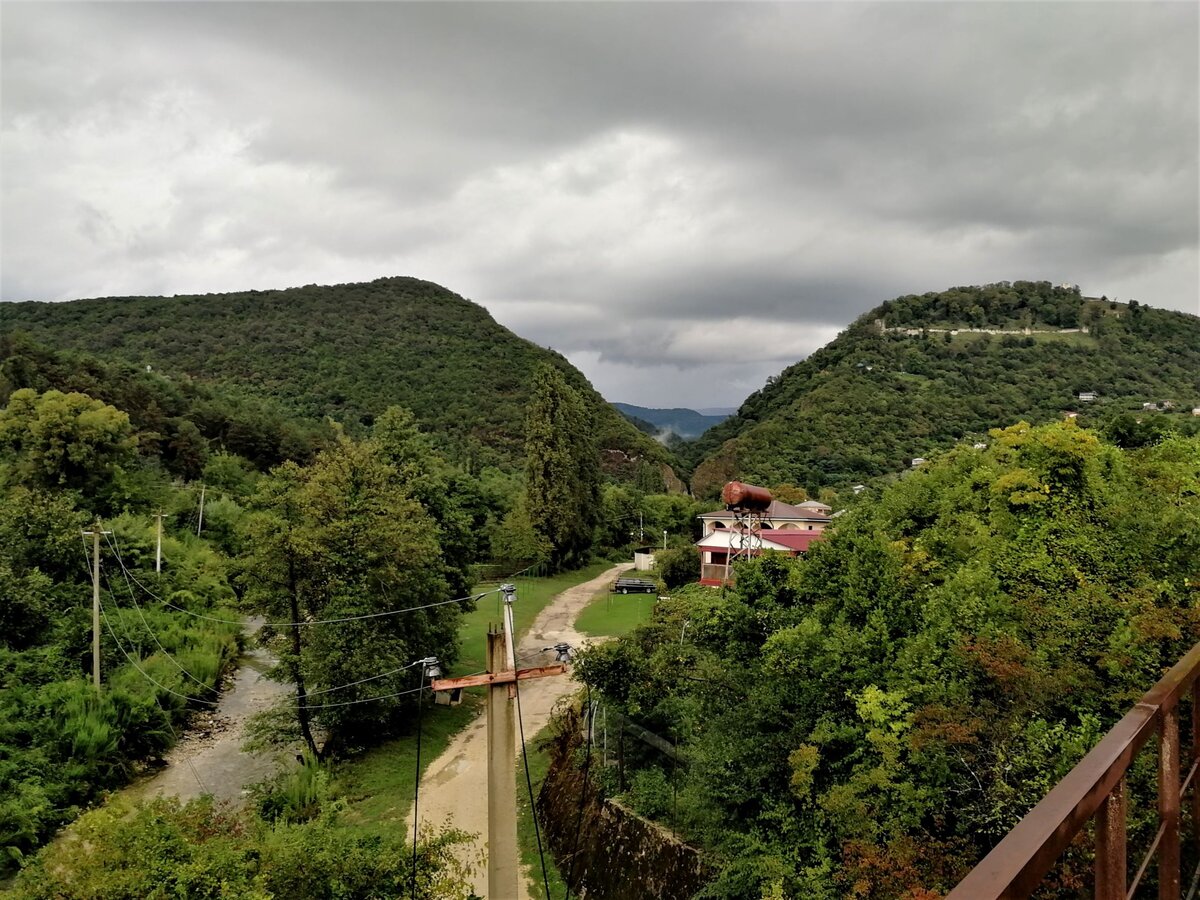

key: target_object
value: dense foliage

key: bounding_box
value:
[13,795,475,899]
[0,388,244,870]
[0,335,335,478]
[524,365,603,570]
[688,283,1200,498]
[576,422,1200,897]
[2,277,675,480]
[239,418,476,754]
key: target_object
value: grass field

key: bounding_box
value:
[575,587,656,639]
[517,721,569,899]
[455,560,616,676]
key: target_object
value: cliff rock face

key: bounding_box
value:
[536,708,711,900]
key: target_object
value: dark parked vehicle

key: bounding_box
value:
[614,577,657,594]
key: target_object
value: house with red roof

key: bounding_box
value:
[695,498,830,585]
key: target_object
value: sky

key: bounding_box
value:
[2,2,1197,409]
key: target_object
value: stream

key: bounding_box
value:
[122,643,294,806]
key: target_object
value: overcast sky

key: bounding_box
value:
[2,2,1197,408]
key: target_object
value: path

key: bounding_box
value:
[409,563,627,900]
[123,645,293,805]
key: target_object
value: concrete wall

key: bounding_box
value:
[536,707,711,900]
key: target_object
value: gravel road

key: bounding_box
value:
[408,563,628,900]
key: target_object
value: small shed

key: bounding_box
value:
[632,548,657,571]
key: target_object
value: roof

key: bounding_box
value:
[695,528,825,554]
[699,499,830,521]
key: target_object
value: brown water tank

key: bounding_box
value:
[722,481,773,511]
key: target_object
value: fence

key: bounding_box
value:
[946,640,1200,899]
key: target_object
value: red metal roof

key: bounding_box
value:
[758,529,824,551]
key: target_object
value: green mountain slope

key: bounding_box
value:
[0,334,336,480]
[689,281,1200,498]
[1,277,674,481]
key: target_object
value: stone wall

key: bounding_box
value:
[536,708,711,900]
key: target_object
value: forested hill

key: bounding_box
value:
[688,281,1200,498]
[1,277,673,481]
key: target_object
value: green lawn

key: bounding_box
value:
[575,587,656,639]
[336,695,483,835]
[517,723,568,899]
[454,560,616,676]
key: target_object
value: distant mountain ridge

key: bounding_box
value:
[612,402,731,439]
[687,281,1200,498]
[1,277,675,483]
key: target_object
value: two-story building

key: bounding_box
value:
[695,499,831,585]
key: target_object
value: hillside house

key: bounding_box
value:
[1078,391,1098,402]
[1143,402,1158,411]
[698,498,832,536]
[1193,408,1200,417]
[696,498,832,586]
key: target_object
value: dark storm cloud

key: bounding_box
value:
[2,2,1196,407]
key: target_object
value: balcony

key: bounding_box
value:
[947,640,1200,898]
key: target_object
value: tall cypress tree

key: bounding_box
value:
[523,364,601,570]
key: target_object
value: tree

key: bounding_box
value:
[0,388,136,502]
[523,365,601,570]
[371,406,484,598]
[240,438,459,753]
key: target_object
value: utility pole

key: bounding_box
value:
[82,522,112,691]
[638,511,644,544]
[430,584,567,899]
[196,484,206,536]
[153,511,166,574]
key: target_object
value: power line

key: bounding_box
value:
[113,545,497,626]
[514,672,552,900]
[92,532,473,709]
[105,531,220,696]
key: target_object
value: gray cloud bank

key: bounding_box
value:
[2,2,1196,408]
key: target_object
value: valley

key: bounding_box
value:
[1,278,1198,899]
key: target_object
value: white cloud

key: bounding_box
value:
[2,2,1196,408]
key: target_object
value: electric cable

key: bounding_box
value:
[86,536,213,794]
[304,661,419,698]
[411,670,426,900]
[108,536,496,626]
[563,684,594,900]
[514,672,552,900]
[105,531,221,696]
[93,533,443,705]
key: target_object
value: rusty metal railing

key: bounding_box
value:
[700,563,731,584]
[946,641,1200,899]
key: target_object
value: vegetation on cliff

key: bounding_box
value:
[2,277,675,482]
[687,283,1200,498]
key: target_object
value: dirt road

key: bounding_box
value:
[123,646,292,805]
[409,563,627,900]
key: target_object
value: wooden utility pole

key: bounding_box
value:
[82,523,112,691]
[486,626,518,897]
[430,584,566,899]
[153,511,166,574]
[196,484,206,536]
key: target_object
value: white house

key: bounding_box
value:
[1078,391,1098,402]
[696,528,825,586]
[698,498,831,537]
